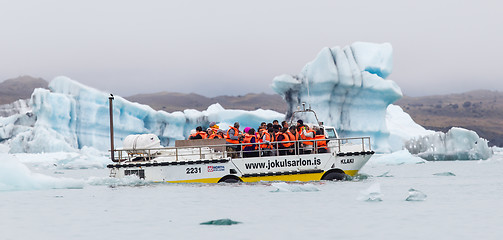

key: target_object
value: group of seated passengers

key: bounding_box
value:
[188,120,328,157]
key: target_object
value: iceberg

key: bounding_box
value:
[1,76,284,153]
[0,99,31,117]
[0,42,493,160]
[405,127,493,160]
[0,154,84,191]
[272,42,402,152]
[385,104,434,152]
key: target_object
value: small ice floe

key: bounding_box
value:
[87,175,148,187]
[349,173,371,181]
[270,182,320,192]
[368,150,426,166]
[405,188,427,201]
[377,170,393,177]
[433,172,456,176]
[200,219,241,225]
[357,183,383,202]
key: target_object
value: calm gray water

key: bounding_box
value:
[1,154,502,240]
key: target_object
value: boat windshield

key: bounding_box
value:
[325,128,337,139]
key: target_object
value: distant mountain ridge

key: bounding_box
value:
[395,90,503,147]
[1,76,501,146]
[0,76,48,105]
[126,91,288,113]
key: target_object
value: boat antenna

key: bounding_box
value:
[109,94,115,161]
[305,73,312,110]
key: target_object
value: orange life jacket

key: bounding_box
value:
[300,129,316,145]
[197,132,207,139]
[258,129,272,149]
[189,132,207,139]
[242,133,257,150]
[315,135,327,150]
[209,133,223,139]
[226,126,240,144]
[286,130,296,143]
[275,132,292,148]
[188,133,197,139]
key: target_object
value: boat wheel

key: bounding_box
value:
[321,170,347,181]
[218,175,242,183]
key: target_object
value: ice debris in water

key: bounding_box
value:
[349,173,371,181]
[87,175,149,187]
[377,170,393,177]
[270,182,320,192]
[358,183,383,202]
[200,219,241,225]
[405,188,427,201]
[433,172,456,176]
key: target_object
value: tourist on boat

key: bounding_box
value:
[189,126,208,139]
[296,120,305,153]
[226,122,242,158]
[289,126,300,155]
[272,120,281,131]
[209,122,219,134]
[258,125,273,156]
[299,124,316,154]
[275,127,292,155]
[281,120,289,129]
[296,119,305,132]
[285,125,296,155]
[206,128,213,137]
[209,129,225,139]
[242,128,259,157]
[267,126,276,142]
[314,131,328,153]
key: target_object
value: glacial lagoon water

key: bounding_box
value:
[1,153,502,240]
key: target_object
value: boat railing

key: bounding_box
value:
[110,137,371,163]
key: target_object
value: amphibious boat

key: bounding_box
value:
[106,96,374,183]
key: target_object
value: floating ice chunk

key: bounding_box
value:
[358,183,383,202]
[200,219,241,225]
[0,154,84,191]
[433,172,456,176]
[377,170,394,177]
[349,173,371,181]
[87,175,148,187]
[405,127,493,160]
[367,150,426,166]
[270,182,320,192]
[405,188,427,201]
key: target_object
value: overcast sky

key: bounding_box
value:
[0,0,501,97]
